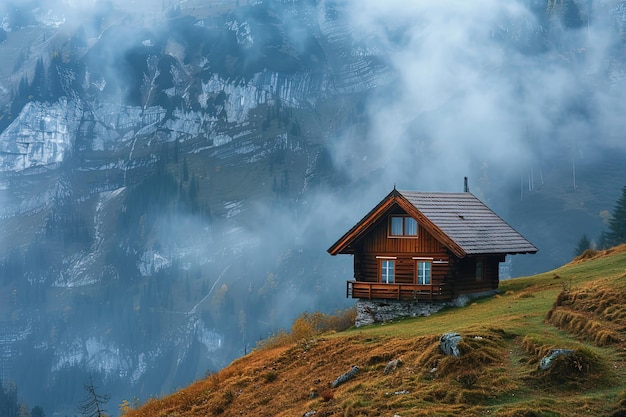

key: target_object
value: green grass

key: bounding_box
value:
[123,247,626,417]
[344,248,626,342]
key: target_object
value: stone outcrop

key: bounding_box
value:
[539,349,575,370]
[355,299,449,327]
[439,332,463,357]
[331,366,359,388]
[0,98,83,172]
[383,359,403,375]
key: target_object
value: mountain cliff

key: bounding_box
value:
[0,0,625,414]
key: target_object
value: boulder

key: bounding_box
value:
[383,359,403,374]
[539,349,575,370]
[440,332,462,357]
[332,365,359,388]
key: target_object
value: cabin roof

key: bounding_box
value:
[327,189,537,258]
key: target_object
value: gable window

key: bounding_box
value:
[389,216,418,237]
[417,261,431,285]
[379,259,395,283]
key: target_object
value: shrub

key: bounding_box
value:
[223,390,234,404]
[256,307,357,350]
[291,316,315,341]
[320,390,334,402]
[457,372,478,389]
[264,371,278,383]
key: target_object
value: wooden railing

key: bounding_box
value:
[346,280,451,301]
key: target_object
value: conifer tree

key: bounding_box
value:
[606,185,626,248]
[574,234,591,256]
[77,375,110,417]
[32,57,46,101]
[31,405,45,417]
[0,382,18,417]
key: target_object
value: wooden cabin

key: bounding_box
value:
[328,188,537,302]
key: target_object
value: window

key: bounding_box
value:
[476,258,485,281]
[390,217,403,235]
[417,261,431,285]
[380,260,395,283]
[389,216,418,237]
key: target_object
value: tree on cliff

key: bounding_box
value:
[77,375,110,417]
[574,234,591,256]
[605,185,626,248]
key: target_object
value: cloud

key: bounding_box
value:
[328,0,626,193]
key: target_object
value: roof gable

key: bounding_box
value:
[328,189,537,257]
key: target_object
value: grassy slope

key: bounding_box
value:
[122,246,626,417]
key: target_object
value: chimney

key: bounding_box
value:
[464,177,469,193]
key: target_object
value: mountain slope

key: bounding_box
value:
[2,0,626,414]
[123,245,626,417]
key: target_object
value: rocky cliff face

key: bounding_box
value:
[1,0,626,415]
[0,98,83,172]
[0,1,390,413]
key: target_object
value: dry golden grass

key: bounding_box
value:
[546,251,626,350]
[122,247,626,417]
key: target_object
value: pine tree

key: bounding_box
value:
[46,54,63,102]
[32,57,46,101]
[0,382,18,417]
[31,406,45,417]
[597,231,609,250]
[182,157,189,182]
[77,375,110,417]
[574,234,591,256]
[606,186,626,248]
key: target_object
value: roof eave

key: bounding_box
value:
[327,189,401,255]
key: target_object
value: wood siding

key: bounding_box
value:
[353,209,450,286]
[347,281,452,301]
[358,208,446,254]
[447,255,502,297]
[328,190,534,302]
[350,211,504,300]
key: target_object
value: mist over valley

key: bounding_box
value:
[0,0,625,414]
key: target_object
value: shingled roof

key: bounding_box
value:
[328,189,537,258]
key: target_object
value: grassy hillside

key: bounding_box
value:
[122,246,626,417]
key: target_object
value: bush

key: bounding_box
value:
[320,390,334,402]
[457,372,478,389]
[256,307,356,350]
[264,371,278,383]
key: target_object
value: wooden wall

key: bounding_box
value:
[351,209,505,296]
[354,255,449,285]
[357,208,446,255]
[448,256,503,296]
[353,210,450,285]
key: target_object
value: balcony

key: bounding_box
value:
[346,280,451,301]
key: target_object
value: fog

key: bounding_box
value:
[330,0,625,195]
[2,0,626,414]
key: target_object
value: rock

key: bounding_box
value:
[539,349,575,370]
[384,358,403,374]
[355,299,448,327]
[331,365,359,388]
[451,295,470,308]
[440,332,462,357]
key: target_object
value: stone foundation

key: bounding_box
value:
[355,299,449,327]
[354,290,498,327]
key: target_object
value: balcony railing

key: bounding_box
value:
[346,280,451,301]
